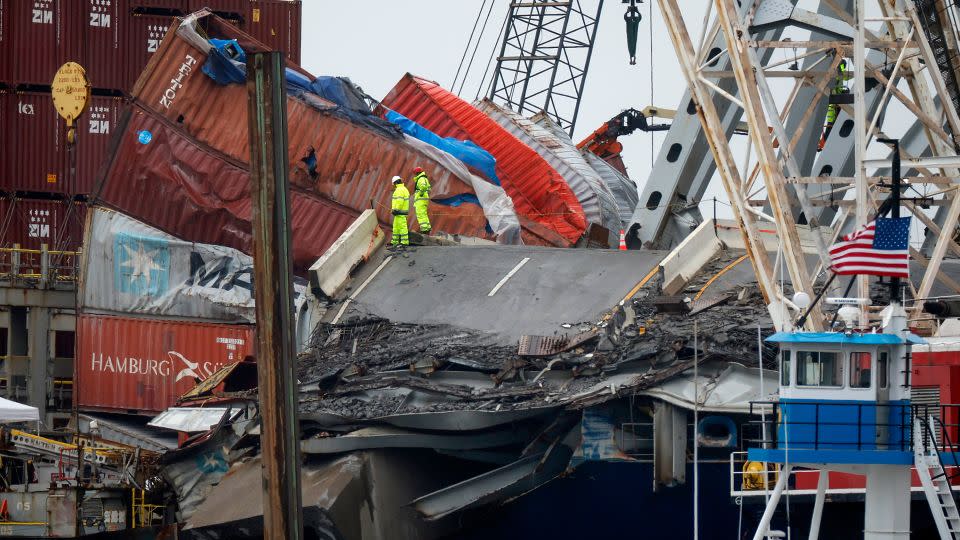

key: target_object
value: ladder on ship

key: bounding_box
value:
[915,415,960,539]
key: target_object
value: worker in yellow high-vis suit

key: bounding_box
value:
[411,166,432,234]
[390,175,410,246]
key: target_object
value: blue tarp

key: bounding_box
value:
[385,110,501,186]
[767,331,926,345]
[309,76,371,113]
[201,39,245,85]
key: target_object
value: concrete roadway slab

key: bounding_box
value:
[336,245,667,344]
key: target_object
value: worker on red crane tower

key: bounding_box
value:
[411,166,432,234]
[820,59,852,151]
[390,175,410,246]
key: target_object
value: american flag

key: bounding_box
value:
[829,217,911,278]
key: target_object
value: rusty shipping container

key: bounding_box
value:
[96,104,362,274]
[75,314,254,414]
[380,74,587,245]
[0,0,11,83]
[133,0,187,11]
[125,11,178,91]
[128,13,493,241]
[0,197,86,251]
[1,91,120,195]
[188,0,246,20]
[82,0,128,91]
[245,0,301,62]
[7,0,82,87]
[2,90,65,193]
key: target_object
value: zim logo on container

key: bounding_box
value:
[28,209,51,239]
[89,106,111,134]
[147,24,170,53]
[89,0,112,28]
[32,0,53,24]
[113,233,170,296]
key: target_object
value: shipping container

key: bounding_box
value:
[129,17,495,242]
[0,197,86,251]
[131,0,186,12]
[75,314,254,414]
[1,91,116,196]
[8,0,82,87]
[188,0,246,21]
[97,104,362,274]
[2,90,66,193]
[245,0,300,62]
[477,98,623,236]
[381,74,587,245]
[125,12,178,91]
[82,0,128,91]
[0,0,11,83]
[76,95,125,194]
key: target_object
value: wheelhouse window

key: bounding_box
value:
[780,349,791,386]
[878,351,889,389]
[849,352,872,388]
[796,350,841,387]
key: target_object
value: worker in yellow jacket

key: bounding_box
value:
[390,175,410,246]
[411,166,432,234]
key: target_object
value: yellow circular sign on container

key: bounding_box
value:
[51,62,90,123]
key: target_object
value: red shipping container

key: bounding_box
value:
[125,12,178,91]
[82,0,129,91]
[189,0,246,21]
[381,74,587,245]
[75,315,254,414]
[76,95,125,194]
[3,90,66,194]
[9,0,82,87]
[0,0,12,83]
[131,0,186,11]
[245,0,300,62]
[97,104,362,275]
[0,197,86,251]
[0,90,9,188]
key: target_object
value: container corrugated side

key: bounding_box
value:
[188,0,246,21]
[245,0,300,62]
[477,98,623,235]
[10,0,82,87]
[0,197,86,251]
[75,314,254,414]
[124,12,178,92]
[131,29,491,240]
[96,104,361,274]
[77,95,125,194]
[82,0,128,91]
[131,0,187,11]
[381,74,587,245]
[3,91,66,194]
[0,0,11,83]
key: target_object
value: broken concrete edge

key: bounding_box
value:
[308,209,385,299]
[659,219,724,296]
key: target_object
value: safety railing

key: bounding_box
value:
[729,450,960,498]
[746,400,925,452]
[0,245,80,284]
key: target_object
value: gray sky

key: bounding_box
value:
[300,0,728,213]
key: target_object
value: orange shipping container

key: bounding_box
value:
[75,315,255,414]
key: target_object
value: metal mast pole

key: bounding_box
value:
[247,51,304,540]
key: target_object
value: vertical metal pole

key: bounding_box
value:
[693,319,699,540]
[808,469,829,540]
[247,51,303,540]
[853,0,870,324]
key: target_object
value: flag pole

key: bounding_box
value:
[877,137,902,302]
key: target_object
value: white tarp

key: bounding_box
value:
[0,397,40,423]
[81,207,306,323]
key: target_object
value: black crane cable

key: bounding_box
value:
[478,6,511,100]
[458,0,499,97]
[452,0,489,92]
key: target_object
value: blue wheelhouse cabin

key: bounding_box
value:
[749,331,924,465]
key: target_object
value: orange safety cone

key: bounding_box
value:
[619,229,627,250]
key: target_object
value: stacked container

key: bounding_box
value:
[0,0,302,250]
